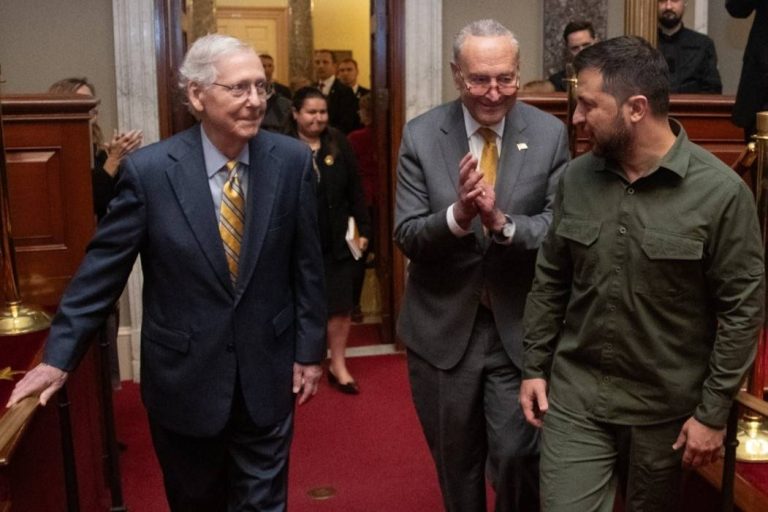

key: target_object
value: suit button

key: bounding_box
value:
[226,344,235,352]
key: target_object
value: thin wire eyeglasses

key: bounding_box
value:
[211,80,272,98]
[454,65,520,97]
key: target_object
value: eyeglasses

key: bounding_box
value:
[455,65,520,97]
[211,80,272,98]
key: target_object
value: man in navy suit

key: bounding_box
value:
[6,34,326,512]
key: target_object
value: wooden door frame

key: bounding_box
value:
[215,6,290,86]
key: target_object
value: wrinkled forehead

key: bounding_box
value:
[213,50,265,80]
[457,40,519,78]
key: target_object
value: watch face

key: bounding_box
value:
[502,224,513,237]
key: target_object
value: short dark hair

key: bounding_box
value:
[315,49,337,63]
[285,86,327,136]
[563,20,595,42]
[574,35,670,116]
[259,53,273,61]
[340,58,358,69]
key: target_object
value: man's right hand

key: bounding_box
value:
[520,378,549,428]
[5,363,68,408]
[454,152,484,229]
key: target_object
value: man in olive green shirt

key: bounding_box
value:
[520,36,764,511]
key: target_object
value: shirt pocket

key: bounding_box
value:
[556,217,601,285]
[636,228,704,298]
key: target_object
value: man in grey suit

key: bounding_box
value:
[7,34,326,511]
[394,18,569,512]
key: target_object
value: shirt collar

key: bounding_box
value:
[596,119,689,179]
[655,118,689,179]
[200,125,251,179]
[461,104,505,140]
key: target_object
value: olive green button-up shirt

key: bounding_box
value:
[523,124,764,428]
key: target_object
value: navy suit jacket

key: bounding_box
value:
[326,79,361,133]
[43,126,327,436]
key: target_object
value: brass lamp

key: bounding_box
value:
[0,81,51,335]
[737,111,768,462]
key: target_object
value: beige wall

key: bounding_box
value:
[313,0,370,88]
[709,0,750,95]
[0,0,118,136]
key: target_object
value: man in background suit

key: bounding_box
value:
[259,53,292,99]
[657,0,722,93]
[6,34,326,512]
[548,20,598,92]
[394,18,569,512]
[337,57,370,99]
[727,0,768,141]
[314,49,360,133]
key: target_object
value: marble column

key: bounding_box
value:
[625,0,657,46]
[289,0,314,86]
[112,0,160,381]
[405,0,442,120]
[190,0,216,41]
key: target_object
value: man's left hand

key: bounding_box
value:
[474,181,506,233]
[672,416,725,468]
[293,363,323,405]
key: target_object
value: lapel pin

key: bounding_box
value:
[517,142,528,151]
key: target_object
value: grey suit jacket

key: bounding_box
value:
[394,100,568,370]
[44,126,327,436]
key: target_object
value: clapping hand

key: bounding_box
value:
[103,129,143,176]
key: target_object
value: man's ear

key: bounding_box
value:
[449,62,463,92]
[626,94,649,123]
[187,83,205,115]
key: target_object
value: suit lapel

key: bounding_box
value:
[234,133,278,299]
[165,128,232,294]
[438,101,470,196]
[495,104,529,213]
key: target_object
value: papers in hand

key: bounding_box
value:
[346,216,363,260]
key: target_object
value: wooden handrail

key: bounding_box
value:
[737,390,768,418]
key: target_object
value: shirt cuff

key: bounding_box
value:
[447,204,473,237]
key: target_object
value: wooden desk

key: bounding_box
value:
[0,95,110,511]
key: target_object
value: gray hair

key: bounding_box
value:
[178,34,255,91]
[452,19,519,63]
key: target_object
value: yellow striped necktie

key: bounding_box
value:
[478,127,498,187]
[220,160,245,284]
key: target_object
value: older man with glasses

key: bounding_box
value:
[394,18,569,512]
[7,34,326,512]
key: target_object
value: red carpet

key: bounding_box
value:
[114,354,447,511]
[346,322,382,347]
[113,352,768,510]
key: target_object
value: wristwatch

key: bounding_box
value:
[491,221,515,244]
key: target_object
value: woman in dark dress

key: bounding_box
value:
[287,87,371,394]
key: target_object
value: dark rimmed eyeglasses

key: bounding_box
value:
[211,80,272,98]
[454,65,520,97]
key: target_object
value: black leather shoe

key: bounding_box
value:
[328,370,360,395]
